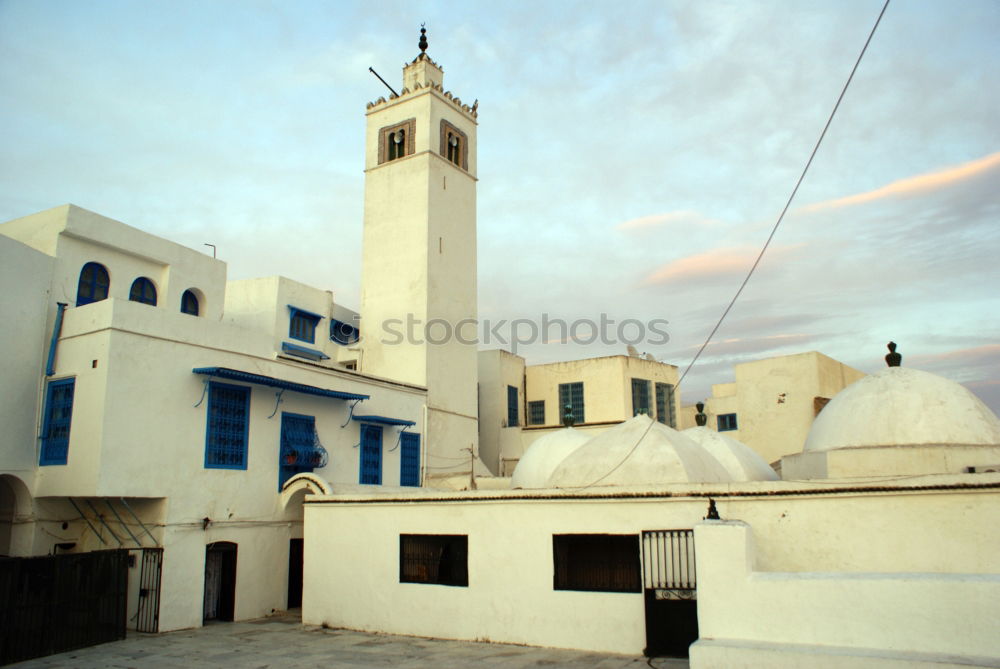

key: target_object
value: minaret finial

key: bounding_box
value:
[418,24,428,55]
[885,341,902,367]
[695,402,707,427]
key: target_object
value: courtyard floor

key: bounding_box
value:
[10,612,689,668]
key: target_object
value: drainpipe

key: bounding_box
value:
[421,404,429,486]
[45,303,68,376]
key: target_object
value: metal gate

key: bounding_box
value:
[641,530,698,658]
[136,548,163,633]
[0,549,128,665]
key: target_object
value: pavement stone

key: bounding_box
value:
[8,613,689,668]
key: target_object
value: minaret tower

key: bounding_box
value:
[359,28,480,472]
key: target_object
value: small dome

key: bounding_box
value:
[511,428,592,489]
[804,367,1000,452]
[547,414,731,488]
[683,427,779,481]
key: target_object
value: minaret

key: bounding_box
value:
[359,27,480,472]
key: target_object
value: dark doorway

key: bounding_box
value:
[287,538,303,608]
[203,542,237,622]
[642,529,699,658]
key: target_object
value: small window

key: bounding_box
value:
[76,262,109,306]
[378,119,415,165]
[205,382,250,469]
[655,383,676,427]
[439,120,468,170]
[528,400,545,426]
[558,382,585,424]
[717,413,738,432]
[330,318,359,345]
[288,306,321,344]
[40,378,75,465]
[181,289,200,316]
[400,534,468,587]
[359,423,383,484]
[631,379,650,416]
[400,432,421,487]
[553,534,640,593]
[129,277,157,305]
[507,385,519,427]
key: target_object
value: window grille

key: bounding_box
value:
[400,432,421,487]
[507,385,519,427]
[632,378,651,416]
[558,382,585,423]
[528,400,545,426]
[717,413,738,432]
[76,262,109,306]
[129,277,157,305]
[553,534,641,593]
[205,382,250,469]
[289,307,320,344]
[359,423,383,484]
[181,289,199,316]
[655,383,676,427]
[40,378,75,465]
[279,413,327,490]
[399,534,468,586]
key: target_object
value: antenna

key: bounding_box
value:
[368,67,399,97]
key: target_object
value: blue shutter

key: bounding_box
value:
[40,379,75,465]
[205,382,250,469]
[400,432,421,487]
[359,424,383,484]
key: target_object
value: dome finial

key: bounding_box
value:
[418,23,428,55]
[695,402,707,427]
[562,404,576,427]
[885,341,902,367]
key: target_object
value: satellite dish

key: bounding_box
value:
[393,131,404,144]
[449,134,458,147]
[627,345,640,357]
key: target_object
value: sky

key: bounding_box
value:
[1,0,998,412]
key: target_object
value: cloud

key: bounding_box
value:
[796,151,1000,214]
[616,210,719,232]
[641,243,804,286]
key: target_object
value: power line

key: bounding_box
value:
[678,0,891,389]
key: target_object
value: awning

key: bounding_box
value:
[281,341,330,361]
[352,415,416,427]
[193,367,369,401]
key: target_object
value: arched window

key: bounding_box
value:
[181,289,200,316]
[76,262,109,306]
[129,277,157,306]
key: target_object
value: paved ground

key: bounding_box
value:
[11,613,689,668]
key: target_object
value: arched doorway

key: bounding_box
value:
[203,542,237,622]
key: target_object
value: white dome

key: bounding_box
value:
[547,414,732,488]
[804,366,1000,452]
[683,426,779,481]
[511,428,592,489]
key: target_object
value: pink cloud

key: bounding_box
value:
[641,244,803,285]
[617,210,719,232]
[797,151,1000,214]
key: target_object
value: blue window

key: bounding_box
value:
[718,413,738,432]
[288,306,321,344]
[558,382,585,424]
[359,424,383,485]
[507,385,519,427]
[76,262,109,306]
[129,277,157,305]
[181,289,199,316]
[655,383,676,427]
[528,400,545,426]
[400,432,421,487]
[631,378,650,416]
[205,382,250,469]
[330,319,359,345]
[279,413,320,490]
[40,379,75,465]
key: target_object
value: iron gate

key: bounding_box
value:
[0,549,128,665]
[641,530,698,658]
[136,548,163,633]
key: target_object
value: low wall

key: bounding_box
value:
[691,520,1000,668]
